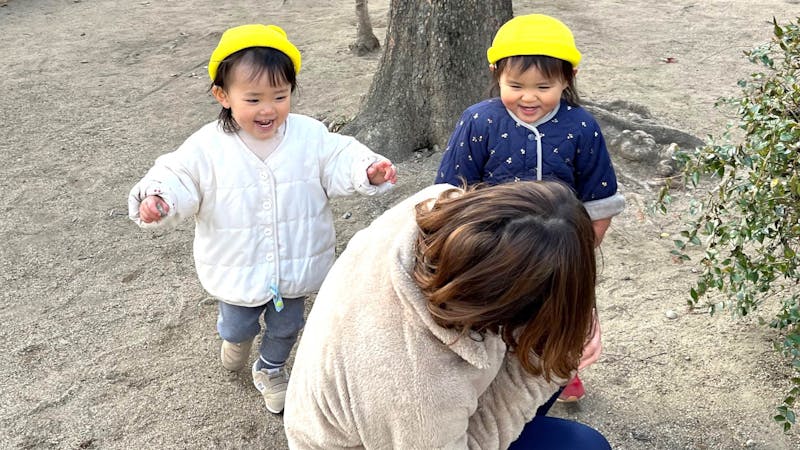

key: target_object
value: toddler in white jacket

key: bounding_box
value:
[127,23,396,415]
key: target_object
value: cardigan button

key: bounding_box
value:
[527,133,535,141]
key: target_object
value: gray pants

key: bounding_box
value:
[216,297,306,366]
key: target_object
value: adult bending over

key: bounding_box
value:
[284,181,610,449]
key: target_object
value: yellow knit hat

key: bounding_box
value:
[486,14,581,68]
[208,24,301,81]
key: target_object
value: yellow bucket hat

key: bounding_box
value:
[486,14,581,68]
[208,24,301,81]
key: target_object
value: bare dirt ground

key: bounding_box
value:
[3,0,800,448]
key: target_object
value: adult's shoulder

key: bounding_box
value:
[363,184,457,234]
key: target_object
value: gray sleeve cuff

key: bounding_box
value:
[583,193,626,220]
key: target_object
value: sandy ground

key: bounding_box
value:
[2,0,800,448]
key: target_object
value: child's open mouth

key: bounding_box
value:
[256,119,274,129]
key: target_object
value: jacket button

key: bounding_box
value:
[528,133,535,141]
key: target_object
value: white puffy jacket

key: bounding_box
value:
[128,114,392,306]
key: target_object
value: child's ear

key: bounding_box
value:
[211,85,230,108]
[573,68,579,77]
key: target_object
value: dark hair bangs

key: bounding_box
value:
[505,55,569,82]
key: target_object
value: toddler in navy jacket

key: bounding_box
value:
[435,14,624,403]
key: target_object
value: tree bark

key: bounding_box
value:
[342,0,512,162]
[350,0,381,56]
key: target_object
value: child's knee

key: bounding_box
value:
[216,302,263,342]
[217,319,260,342]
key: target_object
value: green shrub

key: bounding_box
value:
[659,17,800,431]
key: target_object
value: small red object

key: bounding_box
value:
[557,375,585,402]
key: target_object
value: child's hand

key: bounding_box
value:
[139,195,170,223]
[592,218,611,247]
[367,160,398,185]
[578,312,602,370]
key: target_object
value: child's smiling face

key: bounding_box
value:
[213,63,291,140]
[498,64,567,124]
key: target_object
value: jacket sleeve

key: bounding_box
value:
[466,354,563,449]
[573,121,625,220]
[435,109,489,187]
[127,143,203,229]
[574,123,618,200]
[317,130,393,198]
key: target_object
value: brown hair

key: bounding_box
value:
[209,47,298,134]
[488,55,580,106]
[412,181,596,381]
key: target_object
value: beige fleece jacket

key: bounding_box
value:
[284,184,564,449]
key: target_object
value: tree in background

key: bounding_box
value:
[662,17,800,431]
[342,0,513,162]
[350,0,381,55]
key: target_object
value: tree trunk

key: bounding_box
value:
[342,0,512,162]
[350,0,381,56]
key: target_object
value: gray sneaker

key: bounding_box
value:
[252,361,289,414]
[220,339,253,371]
